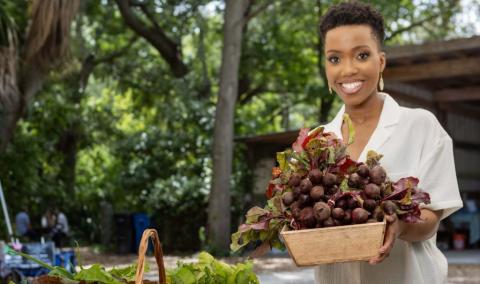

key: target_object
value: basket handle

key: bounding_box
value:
[135,229,166,284]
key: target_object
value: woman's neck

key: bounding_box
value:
[344,92,384,124]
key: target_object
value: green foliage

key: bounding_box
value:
[167,252,259,284]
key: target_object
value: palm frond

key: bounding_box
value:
[25,0,80,70]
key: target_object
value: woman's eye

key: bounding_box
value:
[328,56,340,64]
[358,52,370,60]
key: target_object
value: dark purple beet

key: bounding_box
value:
[348,173,362,187]
[352,208,369,224]
[365,183,381,200]
[299,207,316,228]
[300,178,313,194]
[363,199,377,212]
[369,165,386,185]
[297,194,311,208]
[336,199,347,209]
[323,173,337,187]
[310,185,325,201]
[357,164,370,178]
[288,173,302,187]
[347,197,359,209]
[326,185,339,195]
[282,192,295,206]
[308,169,323,185]
[293,186,301,198]
[382,200,398,215]
[343,209,352,224]
[313,202,331,221]
[373,207,385,222]
[332,207,345,220]
[323,217,336,227]
[291,201,301,219]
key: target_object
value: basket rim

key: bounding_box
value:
[280,219,386,235]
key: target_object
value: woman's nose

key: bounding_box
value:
[341,59,359,77]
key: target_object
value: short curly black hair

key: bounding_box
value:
[320,1,385,48]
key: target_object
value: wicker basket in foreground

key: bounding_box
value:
[32,229,166,284]
[280,220,386,266]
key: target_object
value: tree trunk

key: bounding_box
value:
[316,0,334,124]
[207,0,249,252]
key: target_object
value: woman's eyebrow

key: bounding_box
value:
[326,45,371,54]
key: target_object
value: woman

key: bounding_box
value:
[316,2,463,283]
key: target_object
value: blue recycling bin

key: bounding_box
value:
[132,213,151,252]
[55,250,76,274]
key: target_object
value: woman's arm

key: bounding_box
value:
[369,208,442,265]
[399,209,442,242]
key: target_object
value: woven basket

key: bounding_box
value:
[32,229,166,284]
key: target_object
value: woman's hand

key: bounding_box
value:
[369,214,404,265]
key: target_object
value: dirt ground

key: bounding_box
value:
[76,247,480,282]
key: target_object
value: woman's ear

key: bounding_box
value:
[379,51,386,72]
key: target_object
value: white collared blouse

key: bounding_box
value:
[314,93,463,284]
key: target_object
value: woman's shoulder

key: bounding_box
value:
[399,106,450,140]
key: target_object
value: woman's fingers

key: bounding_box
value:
[369,214,398,265]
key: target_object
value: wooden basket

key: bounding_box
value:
[280,220,386,266]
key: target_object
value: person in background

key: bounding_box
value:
[41,208,57,238]
[52,208,70,247]
[15,207,36,241]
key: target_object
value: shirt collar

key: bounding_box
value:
[327,92,400,138]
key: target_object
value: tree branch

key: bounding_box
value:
[115,0,188,77]
[386,11,442,41]
[243,0,274,25]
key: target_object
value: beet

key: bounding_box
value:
[348,173,362,187]
[363,199,377,212]
[288,173,302,187]
[297,194,311,208]
[310,185,325,201]
[336,199,347,209]
[332,207,345,220]
[290,201,302,219]
[373,207,385,222]
[343,209,352,224]
[299,207,316,228]
[313,202,331,221]
[352,208,369,224]
[322,173,337,187]
[382,200,398,215]
[369,165,386,185]
[282,192,295,206]
[357,164,369,178]
[347,197,359,209]
[308,169,323,185]
[323,217,336,227]
[300,178,313,194]
[365,183,381,200]
[327,185,339,195]
[293,186,301,198]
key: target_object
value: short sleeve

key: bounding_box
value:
[417,135,463,220]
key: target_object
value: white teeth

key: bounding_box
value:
[341,81,362,89]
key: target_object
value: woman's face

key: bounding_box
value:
[324,25,385,107]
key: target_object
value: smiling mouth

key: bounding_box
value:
[339,81,364,95]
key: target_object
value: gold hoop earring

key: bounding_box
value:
[379,72,384,91]
[328,85,332,95]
